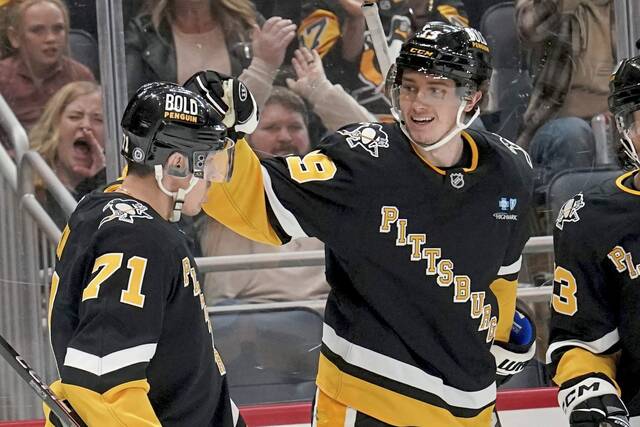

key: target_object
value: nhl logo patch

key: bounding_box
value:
[556,193,586,230]
[450,173,464,189]
[338,123,389,158]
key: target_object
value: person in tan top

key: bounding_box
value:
[125,0,296,111]
[201,86,330,305]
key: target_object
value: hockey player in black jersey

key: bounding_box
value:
[44,82,245,426]
[190,22,536,426]
[547,55,640,427]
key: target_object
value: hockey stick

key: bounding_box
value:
[0,334,85,427]
[362,1,392,79]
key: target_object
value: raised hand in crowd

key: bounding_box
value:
[337,0,366,61]
[286,48,328,99]
[251,16,297,70]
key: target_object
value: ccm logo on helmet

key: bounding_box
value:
[164,94,198,123]
[409,47,433,57]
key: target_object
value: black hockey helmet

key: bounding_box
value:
[121,82,233,180]
[392,21,492,91]
[609,55,640,169]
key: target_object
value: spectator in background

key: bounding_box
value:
[286,47,375,133]
[0,0,94,130]
[201,86,330,305]
[297,0,467,116]
[29,80,104,227]
[515,0,615,207]
[125,0,296,109]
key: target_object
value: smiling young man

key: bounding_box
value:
[194,21,536,426]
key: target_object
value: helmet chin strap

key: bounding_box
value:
[154,165,199,222]
[395,100,480,152]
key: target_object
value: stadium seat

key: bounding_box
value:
[68,29,100,78]
[211,306,323,405]
[479,2,532,142]
[545,166,623,233]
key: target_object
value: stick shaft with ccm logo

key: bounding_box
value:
[0,334,86,427]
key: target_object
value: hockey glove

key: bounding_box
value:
[490,305,537,387]
[558,374,629,427]
[183,70,259,139]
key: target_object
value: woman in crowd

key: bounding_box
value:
[0,0,94,130]
[29,80,104,226]
[125,0,296,109]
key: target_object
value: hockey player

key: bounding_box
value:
[44,82,244,426]
[547,55,640,427]
[191,22,536,426]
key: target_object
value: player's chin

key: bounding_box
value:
[181,205,203,217]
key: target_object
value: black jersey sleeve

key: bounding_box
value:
[547,195,620,391]
[203,132,358,248]
[55,223,175,425]
[487,132,534,343]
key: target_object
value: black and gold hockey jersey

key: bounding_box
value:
[297,0,468,114]
[204,123,534,426]
[46,190,242,427]
[548,170,640,420]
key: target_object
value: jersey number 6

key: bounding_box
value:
[82,253,148,308]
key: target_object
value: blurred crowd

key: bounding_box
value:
[0,0,621,303]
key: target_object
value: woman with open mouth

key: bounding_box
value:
[29,80,105,227]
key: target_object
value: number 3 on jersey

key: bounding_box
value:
[552,265,578,316]
[286,150,337,183]
[82,253,148,308]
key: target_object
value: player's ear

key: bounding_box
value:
[165,152,188,178]
[464,90,483,113]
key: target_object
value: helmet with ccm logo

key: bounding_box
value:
[390,21,492,93]
[121,82,231,179]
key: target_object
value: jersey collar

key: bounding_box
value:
[615,170,640,196]
[411,130,479,176]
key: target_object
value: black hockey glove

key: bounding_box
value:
[490,305,537,387]
[558,374,629,427]
[183,70,259,139]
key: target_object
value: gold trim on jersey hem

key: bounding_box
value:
[615,170,640,195]
[411,131,479,176]
[316,354,494,426]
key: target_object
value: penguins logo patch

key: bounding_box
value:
[99,198,153,228]
[556,193,586,230]
[338,123,389,158]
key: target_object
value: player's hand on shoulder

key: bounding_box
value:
[183,70,259,139]
[558,375,629,427]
